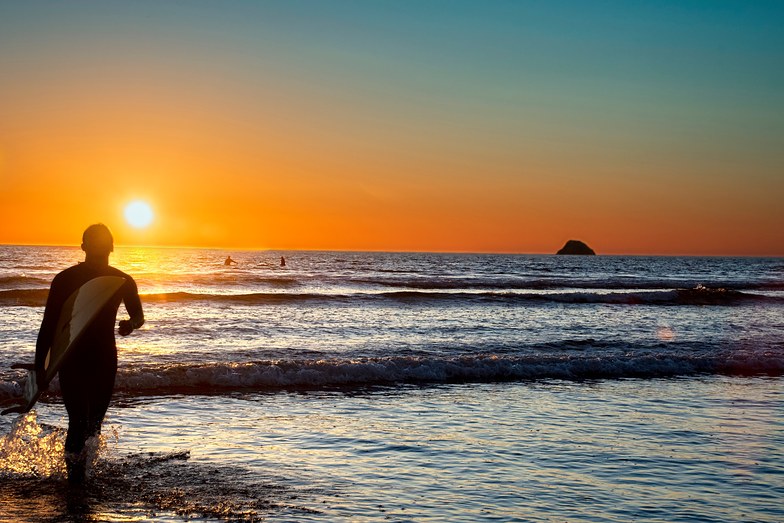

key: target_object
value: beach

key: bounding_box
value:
[1,246,782,521]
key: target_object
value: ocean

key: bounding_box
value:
[0,245,782,522]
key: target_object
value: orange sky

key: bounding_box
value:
[1,2,782,255]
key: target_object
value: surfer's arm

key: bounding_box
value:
[118,315,144,336]
[118,277,145,336]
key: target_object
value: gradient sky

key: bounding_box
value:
[1,1,782,254]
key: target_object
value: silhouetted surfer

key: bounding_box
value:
[280,256,286,267]
[35,224,144,484]
[225,256,238,266]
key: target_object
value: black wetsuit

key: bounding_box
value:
[35,262,143,457]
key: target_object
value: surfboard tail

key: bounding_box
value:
[1,366,41,416]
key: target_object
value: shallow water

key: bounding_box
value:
[2,377,782,522]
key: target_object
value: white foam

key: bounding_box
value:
[110,350,784,395]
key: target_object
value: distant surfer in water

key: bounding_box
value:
[35,224,144,484]
[280,256,286,267]
[225,256,238,266]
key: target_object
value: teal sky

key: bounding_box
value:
[1,1,782,253]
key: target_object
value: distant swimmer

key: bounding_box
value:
[224,256,238,266]
[280,256,286,267]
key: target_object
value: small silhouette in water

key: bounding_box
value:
[280,256,286,267]
[224,256,238,266]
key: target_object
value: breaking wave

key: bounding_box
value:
[0,289,50,307]
[3,345,781,404]
[111,350,784,391]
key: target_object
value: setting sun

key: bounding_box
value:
[0,2,781,256]
[124,201,154,229]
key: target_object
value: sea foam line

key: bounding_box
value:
[105,351,784,393]
[2,350,781,403]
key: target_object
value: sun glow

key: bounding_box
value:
[124,201,154,229]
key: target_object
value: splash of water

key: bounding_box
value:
[0,411,66,478]
[0,416,317,522]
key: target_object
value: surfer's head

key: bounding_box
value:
[81,223,114,256]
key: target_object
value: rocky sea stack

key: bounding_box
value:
[556,240,596,255]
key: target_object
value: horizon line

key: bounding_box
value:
[1,242,781,258]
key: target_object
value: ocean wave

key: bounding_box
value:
[380,287,777,306]
[141,287,776,306]
[0,289,49,306]
[2,285,779,309]
[119,272,784,293]
[350,276,784,292]
[0,381,19,403]
[2,350,781,403]
[141,291,333,304]
[112,351,784,390]
[0,275,52,289]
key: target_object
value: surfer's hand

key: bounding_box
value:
[118,319,133,336]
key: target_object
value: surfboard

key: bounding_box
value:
[2,276,126,415]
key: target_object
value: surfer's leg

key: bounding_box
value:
[60,370,89,452]
[86,358,117,439]
[60,347,117,483]
[60,368,90,483]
